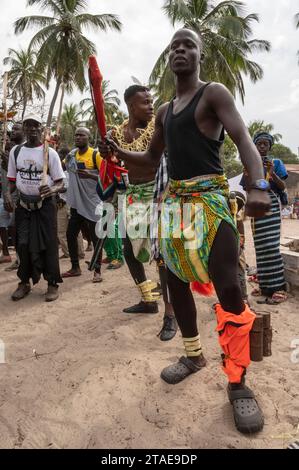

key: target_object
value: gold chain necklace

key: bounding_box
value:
[113,118,155,152]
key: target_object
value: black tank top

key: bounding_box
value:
[165,83,224,180]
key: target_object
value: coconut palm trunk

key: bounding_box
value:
[14,0,122,129]
[47,78,62,127]
[22,96,28,120]
[56,82,65,137]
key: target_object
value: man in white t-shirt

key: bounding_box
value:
[5,114,65,302]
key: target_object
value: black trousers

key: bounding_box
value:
[16,198,62,285]
[67,208,102,273]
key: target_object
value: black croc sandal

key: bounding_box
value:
[227,385,264,434]
[160,356,206,385]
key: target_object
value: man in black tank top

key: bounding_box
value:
[107,29,270,435]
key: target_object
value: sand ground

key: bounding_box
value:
[0,219,298,449]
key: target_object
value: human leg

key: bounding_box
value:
[87,219,103,280]
[64,208,83,276]
[157,259,177,341]
[0,199,11,262]
[11,207,31,301]
[160,267,206,383]
[209,221,264,434]
[81,220,93,252]
[57,204,69,257]
[107,216,124,269]
[123,234,158,314]
[0,227,11,261]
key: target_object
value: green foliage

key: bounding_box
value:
[150,0,271,104]
[3,47,46,118]
[14,0,122,125]
[80,80,123,143]
[60,103,82,146]
[271,144,299,164]
[221,135,243,178]
[248,120,282,143]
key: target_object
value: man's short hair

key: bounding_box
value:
[124,85,150,104]
[75,127,90,136]
[172,28,203,49]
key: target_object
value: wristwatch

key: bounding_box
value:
[249,179,270,191]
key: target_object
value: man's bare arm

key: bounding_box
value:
[40,179,64,199]
[207,84,270,217]
[207,83,264,184]
[107,104,168,170]
[4,181,17,212]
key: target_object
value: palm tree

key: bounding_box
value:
[248,120,282,143]
[150,0,271,104]
[80,80,121,127]
[14,0,122,126]
[60,103,82,145]
[3,47,46,119]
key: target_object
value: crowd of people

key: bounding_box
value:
[0,28,292,437]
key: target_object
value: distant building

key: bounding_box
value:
[285,165,299,203]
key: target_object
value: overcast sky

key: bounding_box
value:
[0,0,298,153]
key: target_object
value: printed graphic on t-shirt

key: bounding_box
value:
[18,160,43,182]
[7,146,65,196]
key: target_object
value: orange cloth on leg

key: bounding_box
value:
[215,304,256,384]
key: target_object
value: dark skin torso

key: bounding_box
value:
[118,121,157,184]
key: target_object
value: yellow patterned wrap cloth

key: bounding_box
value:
[159,175,238,284]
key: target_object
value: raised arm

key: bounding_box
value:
[106,104,168,171]
[208,84,264,182]
[207,84,270,217]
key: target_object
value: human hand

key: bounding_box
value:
[77,169,98,181]
[39,184,53,199]
[4,193,14,213]
[245,190,271,218]
[98,139,114,159]
[104,136,123,159]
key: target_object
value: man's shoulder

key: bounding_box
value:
[48,147,60,158]
[9,144,18,155]
[156,103,170,123]
[202,82,235,111]
[9,143,27,160]
[158,102,170,112]
[88,146,101,158]
[205,82,231,97]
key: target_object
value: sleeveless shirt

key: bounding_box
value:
[165,83,224,180]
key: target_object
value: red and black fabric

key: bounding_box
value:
[88,56,128,201]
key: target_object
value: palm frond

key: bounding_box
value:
[247,39,271,53]
[26,0,63,16]
[14,15,55,34]
[162,0,193,26]
[203,0,246,23]
[76,13,122,32]
[152,0,270,103]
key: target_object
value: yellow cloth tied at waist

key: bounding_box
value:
[159,174,238,284]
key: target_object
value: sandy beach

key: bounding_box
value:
[0,219,298,449]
